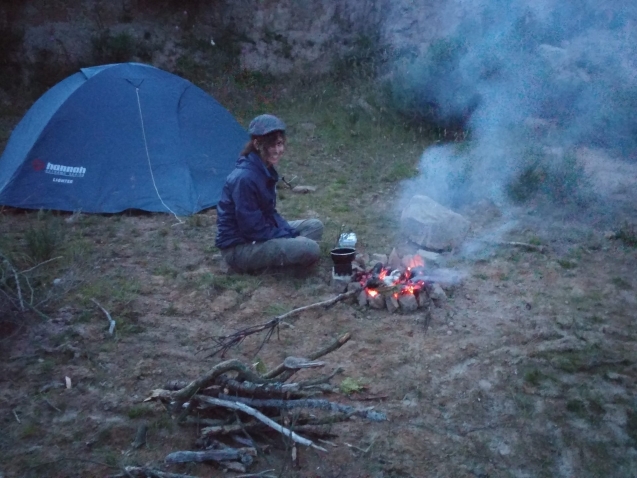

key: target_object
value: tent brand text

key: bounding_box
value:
[45,162,86,177]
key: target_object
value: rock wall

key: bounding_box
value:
[2,0,458,76]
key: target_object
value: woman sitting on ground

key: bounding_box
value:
[215,114,324,273]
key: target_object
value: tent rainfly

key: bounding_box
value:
[0,62,248,215]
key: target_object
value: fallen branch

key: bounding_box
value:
[217,367,342,399]
[264,333,351,380]
[148,334,352,409]
[215,394,387,422]
[110,467,200,478]
[201,408,354,438]
[234,470,276,478]
[196,396,327,452]
[165,447,256,464]
[478,240,546,253]
[91,298,116,335]
[208,291,355,357]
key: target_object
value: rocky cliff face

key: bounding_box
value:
[4,1,637,162]
[3,0,458,76]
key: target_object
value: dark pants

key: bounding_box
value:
[221,219,324,272]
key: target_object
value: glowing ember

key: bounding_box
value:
[357,263,429,302]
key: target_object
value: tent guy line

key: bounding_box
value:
[134,86,184,224]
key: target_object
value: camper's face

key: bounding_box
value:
[261,136,286,167]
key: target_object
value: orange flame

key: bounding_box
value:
[367,289,378,298]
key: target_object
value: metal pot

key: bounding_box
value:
[330,247,356,275]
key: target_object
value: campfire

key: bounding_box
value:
[353,254,433,313]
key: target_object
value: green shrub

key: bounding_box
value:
[24,219,62,264]
[507,149,590,205]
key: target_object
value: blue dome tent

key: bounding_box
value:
[0,63,247,215]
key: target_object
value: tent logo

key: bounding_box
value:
[45,162,86,178]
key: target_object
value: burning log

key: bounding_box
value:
[354,253,434,315]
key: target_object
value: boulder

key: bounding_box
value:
[400,195,470,250]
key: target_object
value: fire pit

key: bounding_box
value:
[354,255,432,313]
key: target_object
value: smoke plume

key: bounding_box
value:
[394,0,637,221]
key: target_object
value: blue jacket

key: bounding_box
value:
[215,152,298,249]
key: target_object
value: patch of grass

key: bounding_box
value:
[382,161,418,182]
[38,359,56,374]
[160,304,179,316]
[187,214,207,227]
[339,377,366,395]
[154,264,179,279]
[209,274,259,294]
[566,398,586,416]
[24,219,63,263]
[20,422,40,439]
[508,164,545,203]
[611,277,632,290]
[127,404,155,419]
[513,394,535,418]
[557,259,577,270]
[76,275,139,307]
[263,303,289,316]
[524,369,543,386]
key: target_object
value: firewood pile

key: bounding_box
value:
[128,332,386,476]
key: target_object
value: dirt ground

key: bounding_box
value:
[1,184,636,478]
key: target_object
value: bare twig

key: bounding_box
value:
[478,240,546,253]
[91,298,116,334]
[20,256,63,274]
[196,396,327,452]
[43,398,61,412]
[1,253,24,311]
[110,467,200,478]
[345,434,377,454]
[208,291,355,358]
[264,333,351,380]
[234,470,276,478]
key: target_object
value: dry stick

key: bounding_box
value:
[217,394,387,422]
[196,396,327,452]
[1,254,24,311]
[91,298,116,335]
[201,409,354,437]
[113,468,200,478]
[165,447,256,464]
[479,240,546,253]
[20,256,63,274]
[264,332,352,380]
[209,291,356,358]
[234,470,276,478]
